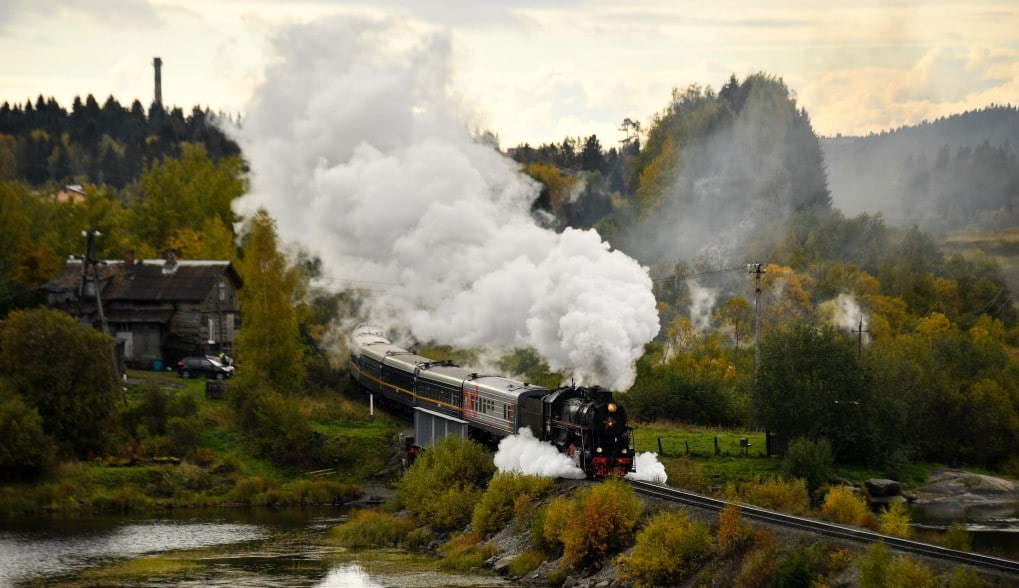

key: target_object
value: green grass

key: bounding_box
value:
[633,422,926,490]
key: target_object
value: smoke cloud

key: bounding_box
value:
[626,452,668,484]
[493,428,586,479]
[231,16,659,390]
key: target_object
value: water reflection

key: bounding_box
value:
[0,511,514,588]
[0,517,265,586]
[316,565,383,588]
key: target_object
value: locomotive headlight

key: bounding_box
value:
[597,447,603,453]
[607,403,617,413]
[622,448,628,454]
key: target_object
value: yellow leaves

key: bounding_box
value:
[522,162,578,215]
[916,312,956,338]
[820,485,869,526]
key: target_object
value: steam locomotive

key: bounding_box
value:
[349,323,635,477]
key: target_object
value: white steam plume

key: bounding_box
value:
[494,428,586,479]
[823,293,869,341]
[626,452,668,484]
[231,17,659,390]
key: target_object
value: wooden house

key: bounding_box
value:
[39,250,242,370]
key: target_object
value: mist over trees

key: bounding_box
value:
[823,105,1019,231]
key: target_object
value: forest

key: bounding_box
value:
[2,73,1019,482]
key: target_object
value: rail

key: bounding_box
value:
[629,480,1019,577]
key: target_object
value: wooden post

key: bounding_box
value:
[657,437,664,456]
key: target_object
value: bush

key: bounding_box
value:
[734,529,778,588]
[404,527,432,552]
[621,509,714,587]
[741,477,810,515]
[858,541,937,588]
[878,501,912,539]
[942,521,972,551]
[437,532,498,573]
[542,478,642,567]
[782,437,833,492]
[820,485,868,525]
[948,565,988,588]
[330,509,416,548]
[771,542,824,588]
[0,386,56,473]
[717,503,754,556]
[229,476,279,503]
[471,473,557,537]
[397,436,495,532]
[508,549,546,577]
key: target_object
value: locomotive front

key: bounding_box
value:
[549,386,635,477]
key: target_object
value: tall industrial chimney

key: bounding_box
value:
[153,57,163,108]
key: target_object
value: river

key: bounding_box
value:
[0,508,512,588]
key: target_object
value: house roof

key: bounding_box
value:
[39,259,242,302]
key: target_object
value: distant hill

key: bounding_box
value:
[821,106,1019,230]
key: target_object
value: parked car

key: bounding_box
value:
[177,356,235,379]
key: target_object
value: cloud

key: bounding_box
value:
[0,0,161,33]
[802,44,1019,136]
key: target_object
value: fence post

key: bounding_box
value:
[657,437,664,456]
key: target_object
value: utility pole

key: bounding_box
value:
[851,316,869,358]
[81,228,124,405]
[748,263,765,375]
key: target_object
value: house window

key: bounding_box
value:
[208,317,216,344]
[219,279,226,301]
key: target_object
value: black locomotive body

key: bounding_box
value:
[349,323,635,477]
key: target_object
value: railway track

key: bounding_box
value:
[629,480,1019,577]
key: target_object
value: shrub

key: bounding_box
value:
[229,476,279,503]
[947,565,988,588]
[471,473,557,537]
[404,527,432,551]
[289,479,360,505]
[857,541,891,588]
[330,509,416,548]
[886,554,936,588]
[717,503,754,556]
[437,532,498,573]
[543,478,642,567]
[508,549,546,577]
[621,509,714,588]
[782,437,833,492]
[397,436,494,532]
[942,521,972,551]
[878,501,912,539]
[540,495,573,552]
[0,386,56,472]
[820,485,868,525]
[734,529,778,588]
[771,543,818,588]
[741,477,810,515]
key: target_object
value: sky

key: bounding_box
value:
[2,0,1018,148]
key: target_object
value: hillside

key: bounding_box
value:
[821,106,1019,227]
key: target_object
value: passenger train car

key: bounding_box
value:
[349,323,634,477]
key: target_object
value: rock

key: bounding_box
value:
[492,555,516,574]
[914,469,1019,503]
[865,478,901,498]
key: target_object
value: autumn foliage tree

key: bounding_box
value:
[234,208,306,393]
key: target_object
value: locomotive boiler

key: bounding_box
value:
[349,323,634,477]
